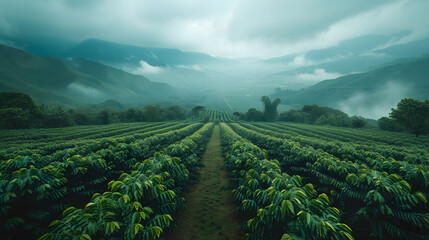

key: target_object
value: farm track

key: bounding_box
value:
[164,125,242,240]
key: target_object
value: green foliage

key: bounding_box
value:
[233,96,282,122]
[220,123,353,239]
[229,122,429,239]
[122,108,142,122]
[191,105,205,118]
[96,110,110,125]
[0,44,174,107]
[278,109,305,123]
[198,109,235,122]
[40,105,74,128]
[38,123,214,240]
[0,92,40,115]
[378,117,403,132]
[0,108,30,129]
[0,92,41,129]
[279,104,360,128]
[1,113,428,240]
[0,91,192,129]
[351,116,366,128]
[245,108,264,121]
[390,98,429,137]
[315,115,327,125]
[0,122,207,239]
[143,105,163,122]
[261,96,281,122]
[164,105,187,121]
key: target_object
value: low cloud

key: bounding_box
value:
[176,64,201,71]
[338,81,411,119]
[150,52,158,59]
[68,82,103,97]
[298,68,342,82]
[133,60,164,75]
[290,54,313,67]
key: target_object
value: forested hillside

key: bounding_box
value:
[0,45,175,106]
[272,56,429,117]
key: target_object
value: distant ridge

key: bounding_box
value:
[264,35,429,90]
[0,44,175,106]
[63,39,221,67]
[272,55,429,118]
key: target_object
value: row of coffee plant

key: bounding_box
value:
[229,123,429,239]
[219,123,353,240]
[39,123,214,240]
[0,123,203,239]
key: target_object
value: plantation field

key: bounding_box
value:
[0,121,428,239]
[200,109,235,122]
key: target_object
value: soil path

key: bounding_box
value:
[164,125,242,240]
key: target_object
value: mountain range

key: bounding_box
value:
[1,33,429,118]
[264,35,429,90]
[64,39,221,68]
[0,44,175,106]
[271,56,429,118]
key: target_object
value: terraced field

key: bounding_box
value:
[0,121,428,239]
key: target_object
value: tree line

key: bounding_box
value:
[2,92,427,136]
[235,96,429,136]
[234,96,367,128]
[0,92,189,129]
[378,98,429,137]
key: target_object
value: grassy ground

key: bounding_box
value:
[164,125,243,240]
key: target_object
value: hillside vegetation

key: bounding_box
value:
[64,39,221,67]
[0,44,175,106]
[272,56,429,113]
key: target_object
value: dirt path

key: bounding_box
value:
[164,125,242,240]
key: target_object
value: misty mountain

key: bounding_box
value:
[0,44,175,106]
[136,66,229,90]
[266,54,394,90]
[375,38,429,58]
[271,56,429,119]
[266,34,406,64]
[265,34,429,90]
[62,39,231,92]
[0,34,77,57]
[64,39,221,67]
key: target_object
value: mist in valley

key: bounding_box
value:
[338,81,411,119]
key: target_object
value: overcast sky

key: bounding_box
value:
[0,0,428,58]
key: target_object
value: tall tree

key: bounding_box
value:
[96,110,110,125]
[245,108,264,121]
[378,117,403,132]
[390,98,429,137]
[0,92,41,128]
[351,116,366,128]
[143,104,163,121]
[261,96,281,121]
[191,105,205,118]
[165,105,187,120]
[41,105,74,128]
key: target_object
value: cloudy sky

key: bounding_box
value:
[0,0,428,58]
